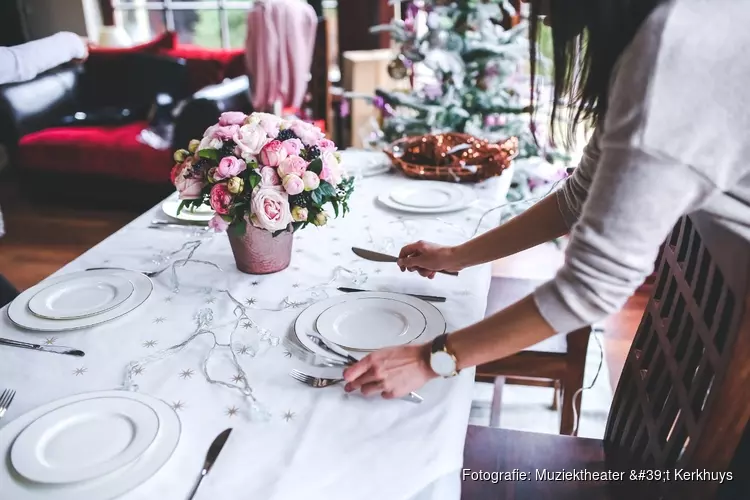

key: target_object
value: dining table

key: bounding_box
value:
[0,162,513,500]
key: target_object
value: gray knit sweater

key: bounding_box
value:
[533,0,750,333]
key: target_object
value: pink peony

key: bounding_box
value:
[282,174,305,195]
[259,140,288,167]
[212,125,240,141]
[302,170,320,191]
[316,138,337,152]
[215,156,246,180]
[320,151,344,185]
[219,112,248,126]
[176,176,203,200]
[282,138,304,157]
[259,166,281,187]
[209,214,230,232]
[277,155,307,178]
[210,183,233,215]
[233,123,270,160]
[250,186,292,232]
[291,121,324,146]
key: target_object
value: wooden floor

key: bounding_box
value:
[0,178,643,392]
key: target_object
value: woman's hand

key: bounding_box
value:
[343,344,438,399]
[397,241,462,279]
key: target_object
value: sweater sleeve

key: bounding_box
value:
[0,32,86,85]
[555,127,602,229]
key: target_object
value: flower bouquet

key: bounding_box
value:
[171,112,354,274]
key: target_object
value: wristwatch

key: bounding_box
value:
[430,334,459,378]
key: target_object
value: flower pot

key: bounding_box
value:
[227,223,293,274]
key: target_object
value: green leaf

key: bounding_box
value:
[307,158,323,175]
[291,221,307,232]
[331,199,339,218]
[177,200,187,215]
[248,170,261,190]
[198,149,219,161]
[229,219,247,237]
[310,189,323,205]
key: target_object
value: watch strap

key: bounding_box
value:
[432,333,449,354]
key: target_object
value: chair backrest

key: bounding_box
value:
[604,214,750,498]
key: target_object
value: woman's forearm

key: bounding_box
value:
[446,295,555,369]
[452,194,570,269]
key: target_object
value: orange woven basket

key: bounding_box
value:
[385,133,518,183]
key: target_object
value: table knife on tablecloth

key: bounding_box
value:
[351,247,459,276]
[337,287,446,303]
[0,338,84,357]
[187,428,233,500]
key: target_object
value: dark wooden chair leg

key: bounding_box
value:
[559,327,591,436]
[552,380,560,411]
[488,376,505,428]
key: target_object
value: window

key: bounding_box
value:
[112,0,254,49]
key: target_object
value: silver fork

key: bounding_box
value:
[85,266,170,278]
[0,389,16,420]
[290,370,343,388]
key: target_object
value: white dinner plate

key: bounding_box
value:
[339,149,391,177]
[315,297,427,351]
[11,397,160,484]
[0,390,180,500]
[294,292,446,358]
[377,182,476,214]
[161,197,214,223]
[7,270,153,332]
[27,275,134,320]
[389,184,465,209]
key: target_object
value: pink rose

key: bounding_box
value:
[282,138,304,156]
[317,138,337,152]
[212,125,240,141]
[210,183,233,215]
[250,186,292,232]
[259,166,281,187]
[291,121,324,146]
[278,155,307,178]
[282,174,305,195]
[176,176,203,200]
[219,112,248,126]
[259,140,288,167]
[209,214,230,232]
[233,123,270,160]
[320,151,344,185]
[302,170,320,191]
[215,156,246,180]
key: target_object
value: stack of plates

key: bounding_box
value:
[293,292,446,355]
[377,181,476,214]
[161,196,214,224]
[0,390,180,499]
[7,270,153,332]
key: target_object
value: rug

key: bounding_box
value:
[469,332,613,439]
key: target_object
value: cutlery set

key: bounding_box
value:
[187,428,233,500]
[0,389,16,421]
[0,338,84,357]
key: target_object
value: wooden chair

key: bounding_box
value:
[475,277,592,435]
[463,214,750,499]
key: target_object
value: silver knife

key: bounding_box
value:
[0,338,84,357]
[306,333,423,404]
[351,247,459,276]
[187,428,233,500]
[338,287,446,303]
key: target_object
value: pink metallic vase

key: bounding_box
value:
[227,223,293,274]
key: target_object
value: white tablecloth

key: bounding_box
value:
[0,171,510,500]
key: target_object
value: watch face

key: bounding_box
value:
[430,351,456,377]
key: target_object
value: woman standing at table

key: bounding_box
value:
[344,0,750,396]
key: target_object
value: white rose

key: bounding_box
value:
[198,135,223,151]
[233,123,270,159]
[321,151,345,185]
[246,112,282,138]
[250,186,293,232]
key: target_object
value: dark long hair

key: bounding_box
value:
[529,0,665,148]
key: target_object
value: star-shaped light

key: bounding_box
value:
[236,345,253,355]
[333,252,341,257]
[44,337,57,345]
[251,281,260,286]
[332,237,340,242]
[102,259,111,264]
[465,217,473,222]
[291,266,300,271]
[295,249,303,254]
[202,287,213,295]
[226,406,240,417]
[292,283,300,288]
[142,340,158,348]
[153,317,166,324]
[242,321,253,330]
[245,298,257,306]
[283,350,293,358]
[164,296,174,303]
[374,269,382,274]
[231,373,244,383]
[73,367,87,376]
[205,297,216,304]
[171,401,185,411]
[132,365,145,376]
[179,369,194,379]
[282,410,295,422]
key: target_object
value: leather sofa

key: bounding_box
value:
[0,52,252,209]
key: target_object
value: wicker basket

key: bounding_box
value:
[385,133,518,183]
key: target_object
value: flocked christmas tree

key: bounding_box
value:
[361,0,568,164]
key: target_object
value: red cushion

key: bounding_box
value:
[160,46,245,93]
[19,123,172,185]
[89,32,177,57]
